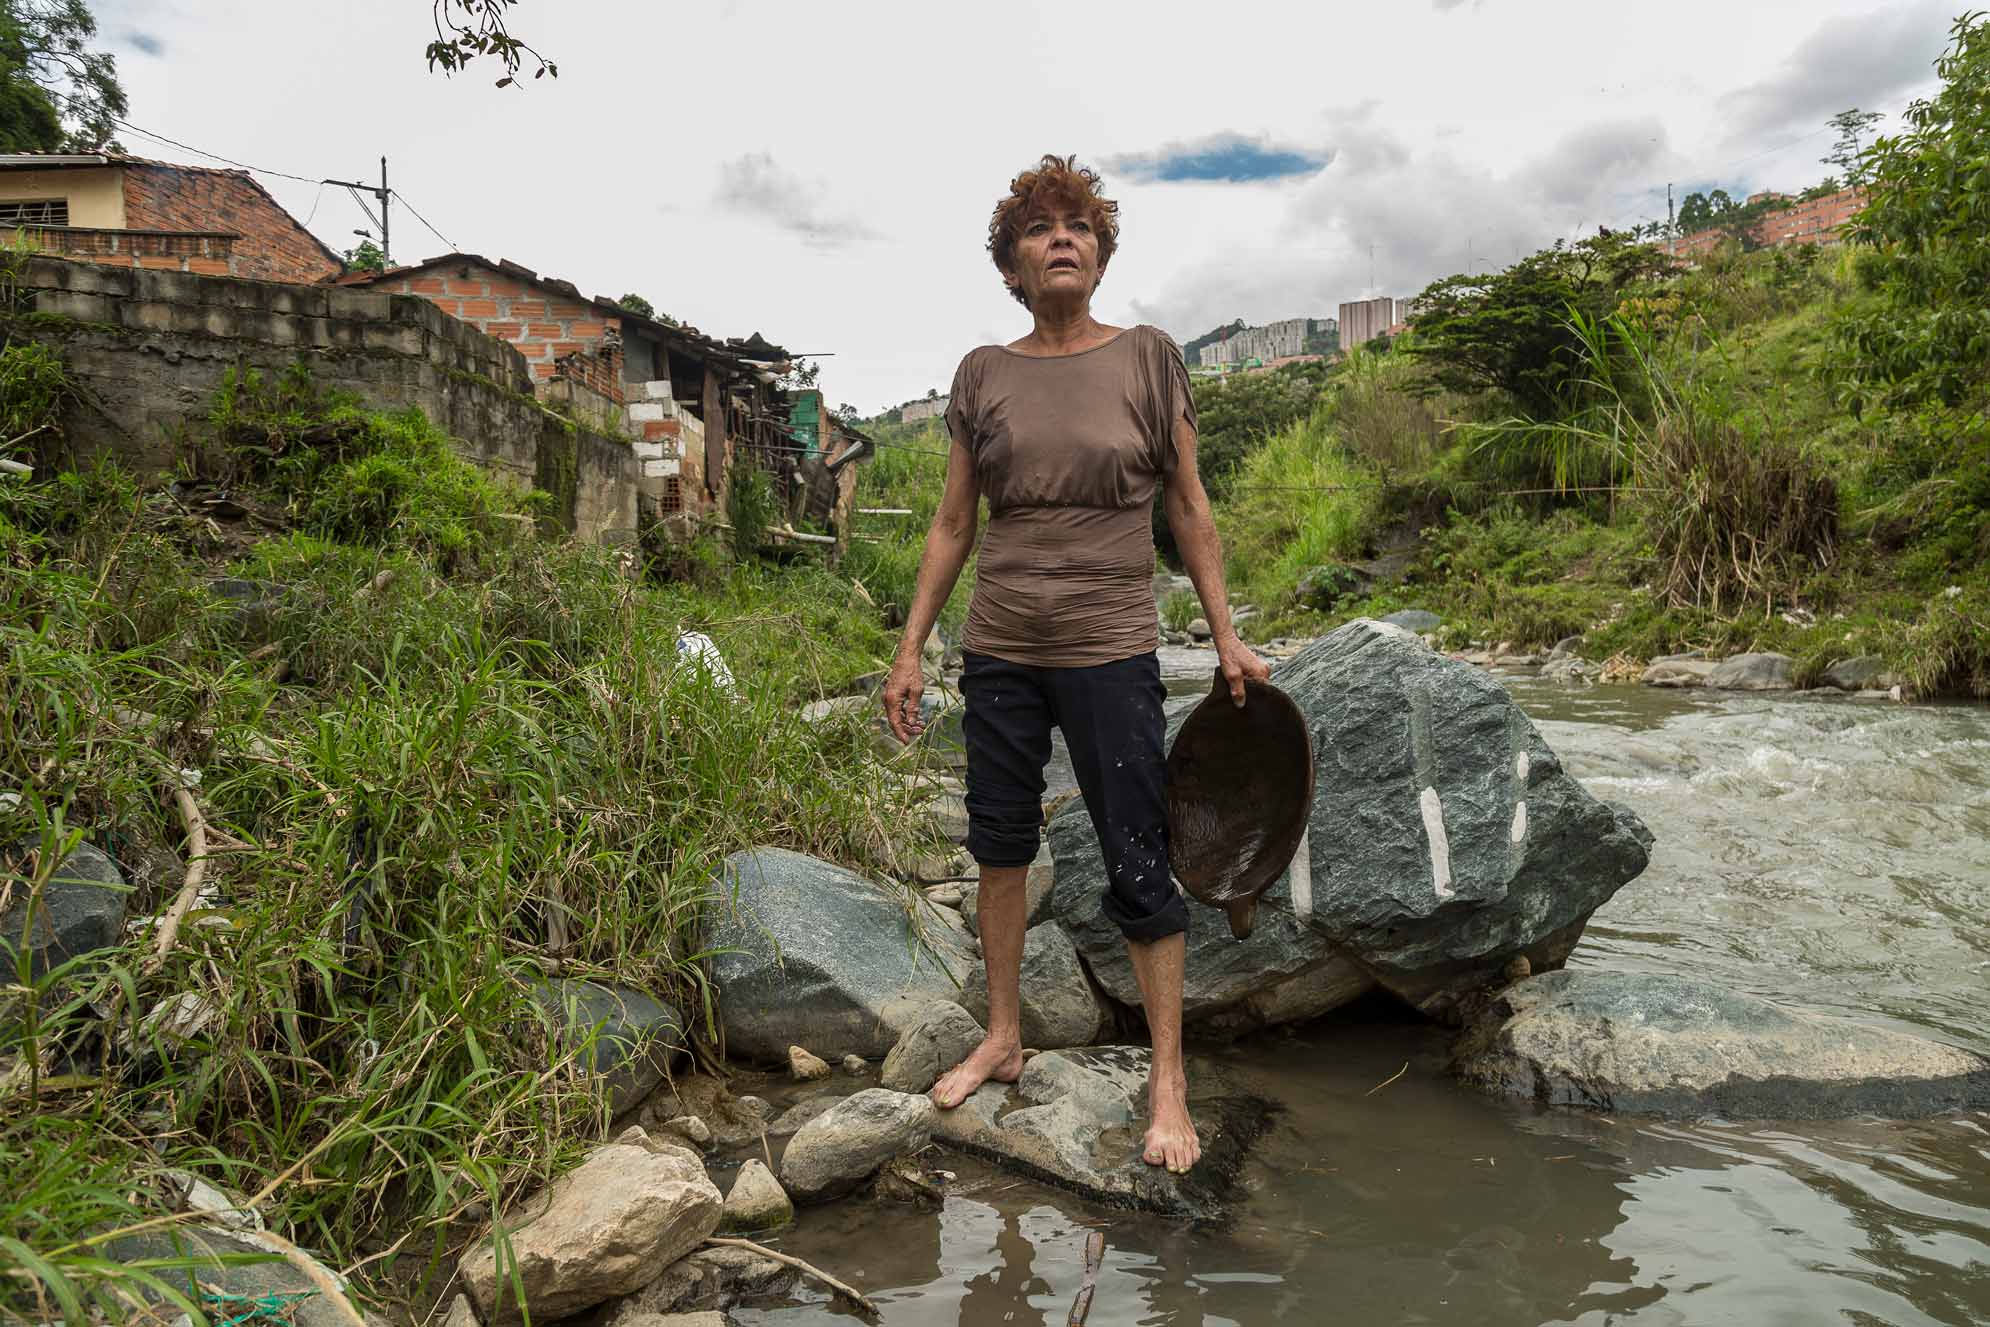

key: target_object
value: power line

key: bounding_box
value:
[110,116,322,185]
[389,188,457,251]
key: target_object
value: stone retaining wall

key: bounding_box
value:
[8,256,654,545]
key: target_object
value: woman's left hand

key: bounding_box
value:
[1216,631,1271,707]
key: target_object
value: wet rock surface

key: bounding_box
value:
[719,1158,793,1233]
[458,1134,721,1324]
[1456,969,1990,1118]
[930,1046,1272,1220]
[704,848,971,1061]
[780,1087,939,1203]
[1275,620,1653,1017]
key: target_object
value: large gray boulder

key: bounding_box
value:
[779,1088,938,1203]
[962,923,1108,1050]
[1456,969,1990,1118]
[1275,620,1652,1017]
[459,1136,721,1325]
[529,979,684,1112]
[1050,807,1369,1027]
[930,1046,1270,1219]
[106,1225,357,1327]
[705,849,972,1062]
[1,840,129,979]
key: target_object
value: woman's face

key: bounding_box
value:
[1007,204,1103,311]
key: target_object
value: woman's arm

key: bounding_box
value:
[1163,416,1269,706]
[882,438,981,742]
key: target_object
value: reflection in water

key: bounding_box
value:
[736,678,1990,1327]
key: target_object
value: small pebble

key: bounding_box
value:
[789,1045,831,1081]
[736,1094,771,1120]
[841,1054,869,1076]
[661,1114,711,1147]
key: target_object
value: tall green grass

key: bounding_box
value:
[1218,404,1384,608]
[1,377,930,1322]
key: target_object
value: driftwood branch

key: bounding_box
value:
[701,1236,879,1320]
[145,785,210,974]
[243,1225,369,1327]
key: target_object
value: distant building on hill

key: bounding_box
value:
[1196,317,1315,368]
[1662,185,1865,263]
[1338,296,1408,352]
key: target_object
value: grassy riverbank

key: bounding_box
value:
[0,368,933,1320]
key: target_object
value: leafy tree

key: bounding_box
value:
[615,293,654,319]
[1407,233,1678,417]
[1190,358,1333,498]
[1834,13,1990,410]
[1822,107,1884,187]
[343,239,387,274]
[1677,191,1712,232]
[427,0,555,86]
[0,0,125,150]
[0,10,59,151]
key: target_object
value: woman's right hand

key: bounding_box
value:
[881,651,926,744]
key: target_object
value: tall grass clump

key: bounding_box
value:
[0,370,931,1322]
[1218,405,1385,607]
[1474,311,1837,614]
[842,418,974,630]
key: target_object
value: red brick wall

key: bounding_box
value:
[12,225,236,276]
[371,261,621,385]
[554,342,624,404]
[1663,187,1866,261]
[122,164,340,285]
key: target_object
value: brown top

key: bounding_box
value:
[945,324,1194,667]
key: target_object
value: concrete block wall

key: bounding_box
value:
[12,256,643,545]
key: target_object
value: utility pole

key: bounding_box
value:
[326,157,391,265]
[1667,182,1675,236]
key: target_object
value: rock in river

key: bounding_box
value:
[1275,620,1653,1017]
[780,1087,938,1203]
[529,978,684,1112]
[962,922,1108,1050]
[704,848,972,1061]
[1705,652,1796,691]
[720,1158,793,1233]
[1455,969,1990,1118]
[879,1000,985,1094]
[459,1135,721,1324]
[931,1046,1271,1219]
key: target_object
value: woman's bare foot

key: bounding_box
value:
[1141,1070,1200,1173]
[931,1035,1024,1109]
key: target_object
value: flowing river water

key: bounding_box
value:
[737,664,1990,1326]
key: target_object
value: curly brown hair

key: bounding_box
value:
[987,154,1121,310]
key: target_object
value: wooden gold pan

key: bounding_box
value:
[1164,669,1315,940]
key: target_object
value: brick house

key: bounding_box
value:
[0,153,342,283]
[341,252,841,528]
[1662,186,1867,264]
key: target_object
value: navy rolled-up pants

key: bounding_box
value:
[960,649,1190,943]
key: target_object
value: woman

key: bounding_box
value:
[882,154,1267,1175]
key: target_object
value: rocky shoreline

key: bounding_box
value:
[15,619,1987,1325]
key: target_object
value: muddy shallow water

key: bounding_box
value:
[743,667,1990,1326]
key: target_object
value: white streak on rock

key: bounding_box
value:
[1511,800,1528,844]
[1419,786,1454,898]
[1515,750,1530,780]
[1288,828,1313,921]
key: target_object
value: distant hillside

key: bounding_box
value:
[1182,319,1245,361]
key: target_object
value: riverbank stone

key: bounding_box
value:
[1380,609,1443,633]
[880,1000,985,1094]
[105,1225,358,1327]
[720,1158,794,1233]
[705,848,971,1061]
[529,979,684,1112]
[1642,658,1716,688]
[930,1046,1273,1219]
[0,839,129,979]
[963,923,1107,1050]
[1273,619,1654,1018]
[1821,656,1885,691]
[779,1088,939,1203]
[459,1135,721,1325]
[1706,652,1796,691]
[1455,969,1990,1118]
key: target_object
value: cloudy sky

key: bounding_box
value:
[98,0,1957,413]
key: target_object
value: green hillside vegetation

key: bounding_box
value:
[0,361,934,1320]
